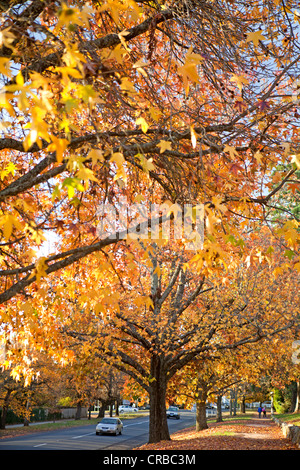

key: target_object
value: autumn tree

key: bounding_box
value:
[0,369,29,428]
[169,353,243,430]
[168,295,300,431]
[56,238,299,442]
[0,354,60,428]
[0,0,300,443]
[0,1,299,301]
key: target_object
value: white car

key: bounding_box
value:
[119,404,138,413]
[96,417,123,435]
[166,406,180,419]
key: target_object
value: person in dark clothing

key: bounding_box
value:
[257,405,262,418]
[262,406,266,418]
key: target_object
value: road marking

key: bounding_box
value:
[72,432,95,439]
[123,420,149,428]
[33,443,47,447]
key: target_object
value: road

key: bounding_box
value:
[0,411,196,451]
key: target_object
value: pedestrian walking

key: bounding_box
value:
[257,405,262,418]
[262,406,266,418]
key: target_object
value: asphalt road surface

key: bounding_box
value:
[0,411,196,451]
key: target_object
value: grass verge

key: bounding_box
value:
[273,412,300,426]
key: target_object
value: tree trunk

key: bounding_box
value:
[0,406,8,430]
[148,355,170,443]
[195,374,209,431]
[216,395,223,422]
[24,398,30,426]
[75,402,82,420]
[241,395,246,413]
[97,401,106,418]
[196,401,208,430]
[233,392,237,415]
[0,389,12,429]
[230,389,237,416]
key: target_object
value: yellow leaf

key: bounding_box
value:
[0,57,11,78]
[33,257,48,283]
[118,30,131,52]
[23,130,38,151]
[135,153,154,173]
[223,144,239,159]
[133,59,149,77]
[54,66,83,81]
[112,157,127,182]
[281,142,291,156]
[291,154,300,168]
[177,46,202,94]
[26,224,46,245]
[110,152,125,168]
[0,28,15,50]
[0,214,23,239]
[254,150,263,164]
[76,167,99,184]
[10,369,20,381]
[111,44,127,64]
[246,30,265,47]
[15,71,24,87]
[47,137,69,163]
[149,106,162,122]
[88,148,104,167]
[230,74,249,92]
[136,117,149,133]
[56,3,87,29]
[120,77,136,94]
[134,295,153,309]
[0,162,16,180]
[0,91,15,116]
[294,262,300,272]
[178,62,199,94]
[211,195,226,213]
[157,140,172,153]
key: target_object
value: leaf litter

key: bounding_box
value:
[136,416,299,451]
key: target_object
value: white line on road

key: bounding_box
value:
[123,420,149,428]
[33,443,47,447]
[72,432,95,439]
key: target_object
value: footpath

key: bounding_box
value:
[137,414,300,450]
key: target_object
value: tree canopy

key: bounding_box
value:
[0,0,300,444]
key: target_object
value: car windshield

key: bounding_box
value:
[100,418,118,424]
[168,407,178,411]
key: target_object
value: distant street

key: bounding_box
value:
[0,411,196,450]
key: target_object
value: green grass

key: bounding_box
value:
[212,430,236,436]
[209,410,258,424]
[273,412,300,426]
